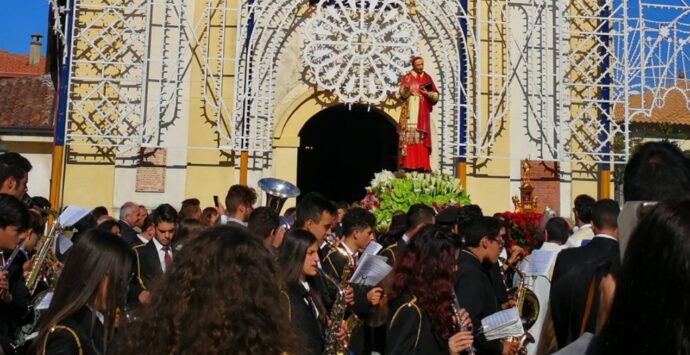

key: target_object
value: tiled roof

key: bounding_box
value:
[0,75,55,133]
[614,83,690,126]
[0,50,47,77]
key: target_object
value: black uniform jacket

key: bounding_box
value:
[41,307,105,355]
[386,293,448,355]
[282,283,324,355]
[454,250,503,355]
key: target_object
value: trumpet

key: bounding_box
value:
[26,220,62,295]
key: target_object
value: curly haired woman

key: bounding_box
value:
[116,225,297,355]
[387,225,474,355]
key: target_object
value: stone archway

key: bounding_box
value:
[297,104,399,203]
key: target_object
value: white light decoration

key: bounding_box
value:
[302,0,419,105]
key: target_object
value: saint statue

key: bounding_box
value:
[398,56,439,172]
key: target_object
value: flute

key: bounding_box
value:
[451,290,476,355]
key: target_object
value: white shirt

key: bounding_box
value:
[300,280,319,318]
[136,234,149,245]
[151,237,172,273]
[592,233,617,242]
[221,215,247,227]
[565,224,594,248]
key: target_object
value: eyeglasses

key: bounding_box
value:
[492,237,505,248]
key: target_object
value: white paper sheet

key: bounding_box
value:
[481,307,525,340]
[525,250,557,277]
[58,205,93,227]
[36,291,54,310]
[349,254,392,286]
[363,241,383,256]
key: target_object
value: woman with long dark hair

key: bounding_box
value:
[36,229,133,355]
[117,225,296,355]
[594,198,690,354]
[387,225,474,355]
[277,229,326,355]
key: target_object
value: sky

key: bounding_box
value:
[0,0,49,55]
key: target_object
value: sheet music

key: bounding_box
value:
[481,308,525,340]
[58,205,92,227]
[525,250,557,277]
[349,254,392,286]
[57,234,73,254]
[36,291,54,310]
[363,241,383,256]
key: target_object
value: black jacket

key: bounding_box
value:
[118,221,138,247]
[550,236,620,349]
[128,240,167,305]
[378,239,407,267]
[386,293,448,355]
[454,250,503,354]
[0,250,31,337]
[282,283,324,355]
[42,307,105,355]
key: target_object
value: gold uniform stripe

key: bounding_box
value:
[281,290,292,321]
[389,296,422,348]
[43,325,83,355]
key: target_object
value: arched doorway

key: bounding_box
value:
[297,105,398,203]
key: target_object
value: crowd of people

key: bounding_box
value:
[0,140,688,355]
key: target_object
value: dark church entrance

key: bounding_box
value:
[297,105,398,203]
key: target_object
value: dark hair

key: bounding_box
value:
[117,225,296,355]
[28,210,44,235]
[0,194,30,231]
[342,207,376,236]
[335,201,349,211]
[201,207,218,227]
[545,217,570,244]
[179,198,201,219]
[97,220,120,234]
[406,203,435,229]
[174,218,205,251]
[624,141,690,201]
[463,216,501,248]
[598,199,690,354]
[457,205,484,231]
[36,229,133,354]
[92,206,109,220]
[283,207,296,218]
[573,194,596,224]
[151,203,178,226]
[390,225,462,341]
[31,196,51,211]
[248,207,280,240]
[277,229,317,287]
[294,192,336,229]
[225,185,257,214]
[141,214,154,231]
[0,152,31,187]
[592,199,619,230]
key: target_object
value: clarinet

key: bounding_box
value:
[451,290,476,355]
[1,239,26,272]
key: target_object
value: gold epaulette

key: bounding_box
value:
[43,325,83,355]
[389,296,422,348]
[381,242,399,265]
[323,249,343,279]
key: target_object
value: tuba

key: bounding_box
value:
[257,178,300,214]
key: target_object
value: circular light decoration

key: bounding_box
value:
[303,0,419,105]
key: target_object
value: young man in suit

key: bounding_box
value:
[565,194,596,248]
[550,199,621,349]
[131,204,178,305]
[0,152,32,201]
[455,216,518,355]
[220,185,257,227]
[322,207,383,354]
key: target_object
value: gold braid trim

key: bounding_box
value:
[281,290,292,321]
[132,246,147,290]
[389,296,422,348]
[43,325,83,355]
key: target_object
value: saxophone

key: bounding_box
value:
[26,220,62,295]
[321,242,363,354]
[319,267,348,355]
